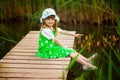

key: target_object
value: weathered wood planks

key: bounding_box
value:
[0,31,75,80]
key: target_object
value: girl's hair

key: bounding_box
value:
[40,15,58,34]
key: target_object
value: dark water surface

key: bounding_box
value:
[0,21,119,59]
[0,21,32,59]
[67,24,120,80]
[75,24,119,52]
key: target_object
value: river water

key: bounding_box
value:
[0,21,119,59]
[0,21,31,58]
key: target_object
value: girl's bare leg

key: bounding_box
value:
[69,52,97,69]
[73,52,90,62]
[75,52,97,62]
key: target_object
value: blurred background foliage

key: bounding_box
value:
[0,0,120,24]
[0,0,120,80]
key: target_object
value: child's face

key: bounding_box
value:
[44,16,55,27]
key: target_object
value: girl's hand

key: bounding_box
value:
[75,34,84,38]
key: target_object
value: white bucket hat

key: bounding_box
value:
[40,8,60,23]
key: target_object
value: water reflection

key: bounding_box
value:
[67,24,120,80]
[0,21,119,59]
[74,24,120,52]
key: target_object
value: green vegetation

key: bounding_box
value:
[0,21,31,58]
[0,0,120,80]
[0,0,120,24]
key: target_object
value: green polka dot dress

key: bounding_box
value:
[36,28,75,59]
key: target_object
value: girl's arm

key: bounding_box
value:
[60,30,83,38]
[53,38,67,48]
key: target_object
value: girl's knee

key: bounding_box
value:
[69,52,79,58]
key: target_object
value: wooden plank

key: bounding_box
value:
[0,63,68,69]
[6,52,36,56]
[0,78,62,80]
[5,52,71,60]
[0,59,70,65]
[0,73,63,78]
[0,68,64,74]
[3,55,71,61]
[0,31,75,80]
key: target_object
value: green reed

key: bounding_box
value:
[0,21,31,59]
[102,37,120,80]
[116,19,120,36]
[0,0,119,24]
[0,24,16,43]
[68,34,119,80]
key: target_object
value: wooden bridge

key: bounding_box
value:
[0,31,75,80]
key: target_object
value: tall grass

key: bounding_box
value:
[66,25,119,80]
[102,36,120,80]
[0,21,31,59]
[0,0,119,24]
[116,19,120,36]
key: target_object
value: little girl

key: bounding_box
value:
[36,8,97,70]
